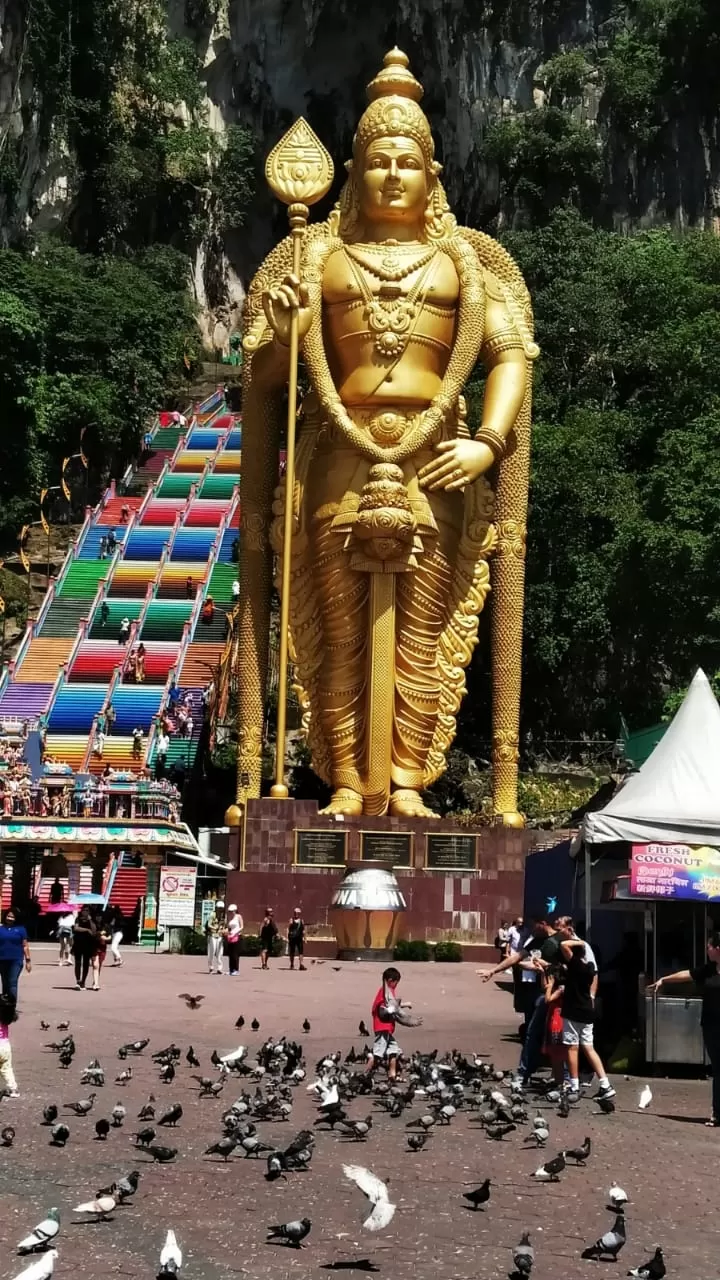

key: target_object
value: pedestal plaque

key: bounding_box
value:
[360,831,412,867]
[427,833,477,869]
[295,829,347,867]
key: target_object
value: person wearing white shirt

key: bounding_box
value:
[56,910,76,967]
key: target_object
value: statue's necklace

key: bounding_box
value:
[344,245,440,358]
[345,241,437,282]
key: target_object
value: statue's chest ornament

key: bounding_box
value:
[343,243,439,358]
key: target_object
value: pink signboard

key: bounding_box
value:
[630,843,720,901]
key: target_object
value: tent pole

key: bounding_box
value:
[584,842,592,940]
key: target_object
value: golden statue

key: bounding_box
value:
[235,49,537,824]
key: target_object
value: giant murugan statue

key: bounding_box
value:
[235,49,537,825]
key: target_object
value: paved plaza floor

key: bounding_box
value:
[0,949,715,1279]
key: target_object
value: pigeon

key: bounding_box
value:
[609,1185,629,1210]
[123,1039,150,1055]
[512,1229,534,1275]
[65,1094,96,1116]
[2,1125,15,1146]
[115,1067,133,1085]
[50,1124,70,1147]
[266,1218,312,1248]
[112,1103,126,1127]
[596,1094,616,1114]
[302,1019,311,1033]
[266,1151,286,1181]
[359,1021,370,1037]
[557,1092,571,1118]
[74,1195,116,1219]
[462,1179,491,1211]
[235,1016,245,1029]
[581,1212,627,1261]
[486,1121,516,1141]
[406,1114,435,1131]
[42,1105,58,1126]
[205,1137,237,1161]
[159,1063,175,1084]
[627,1246,666,1279]
[56,1021,70,1031]
[638,1084,653,1110]
[532,1152,566,1181]
[116,1171,141,1202]
[40,1021,50,1031]
[158,1104,183,1127]
[564,1135,591,1165]
[158,1229,182,1277]
[343,1164,396,1231]
[17,1208,60,1254]
[146,1144,178,1163]
[186,1047,200,1067]
[13,1250,58,1280]
[338,1115,373,1141]
[133,1127,156,1148]
[524,1125,549,1147]
[138,1100,156,1121]
[95,1119,110,1141]
[251,1018,260,1031]
[407,1132,428,1151]
[178,994,205,1010]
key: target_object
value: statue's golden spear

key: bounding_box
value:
[265,120,333,798]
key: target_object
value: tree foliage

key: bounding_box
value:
[0,240,197,546]
[500,209,720,740]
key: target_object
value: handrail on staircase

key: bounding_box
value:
[34,580,57,634]
[64,617,89,676]
[142,657,181,770]
[168,434,188,471]
[40,659,70,737]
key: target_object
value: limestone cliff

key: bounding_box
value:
[1,0,717,330]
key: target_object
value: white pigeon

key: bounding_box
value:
[219,1045,247,1067]
[158,1228,182,1277]
[343,1164,396,1232]
[17,1208,60,1254]
[532,1163,553,1181]
[73,1195,116,1218]
[608,1185,628,1209]
[638,1084,653,1110]
[315,1081,340,1109]
[13,1249,58,1280]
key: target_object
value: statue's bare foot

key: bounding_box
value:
[389,789,439,819]
[497,810,525,829]
[321,788,364,817]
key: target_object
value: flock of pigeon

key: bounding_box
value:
[3,1002,667,1280]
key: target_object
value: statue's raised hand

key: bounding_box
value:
[262,274,312,347]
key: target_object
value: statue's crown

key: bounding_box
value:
[354,48,434,166]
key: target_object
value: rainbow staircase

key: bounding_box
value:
[0,392,240,795]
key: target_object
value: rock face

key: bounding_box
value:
[2,0,718,297]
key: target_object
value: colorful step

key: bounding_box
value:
[15,637,75,681]
[48,685,108,733]
[0,682,54,718]
[58,561,110,598]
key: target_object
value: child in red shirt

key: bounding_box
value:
[365,966,421,1080]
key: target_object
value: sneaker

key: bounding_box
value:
[7,1090,19,1099]
[594,1083,616,1100]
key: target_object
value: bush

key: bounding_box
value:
[393,938,431,962]
[434,941,463,963]
[175,930,285,956]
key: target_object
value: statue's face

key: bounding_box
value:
[360,136,428,225]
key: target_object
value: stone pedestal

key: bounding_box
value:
[227,798,541,953]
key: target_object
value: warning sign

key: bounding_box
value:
[158,866,197,926]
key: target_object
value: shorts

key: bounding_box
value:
[288,941,304,957]
[562,1018,594,1047]
[372,1032,401,1059]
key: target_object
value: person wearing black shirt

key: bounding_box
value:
[560,937,615,1099]
[649,931,720,1126]
[482,919,564,1084]
[287,908,307,971]
[259,908,278,971]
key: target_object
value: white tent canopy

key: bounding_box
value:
[583,668,720,846]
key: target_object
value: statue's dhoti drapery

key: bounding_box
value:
[270,403,496,815]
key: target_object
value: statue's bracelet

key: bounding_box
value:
[475,427,507,461]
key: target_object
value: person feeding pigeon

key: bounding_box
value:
[365,967,422,1081]
[648,929,720,1126]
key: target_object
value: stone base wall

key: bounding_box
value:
[226,798,539,949]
